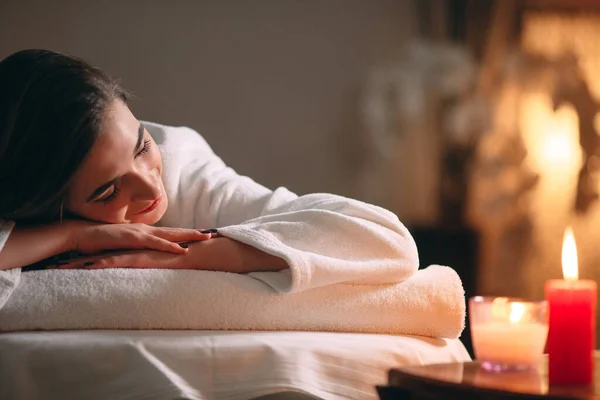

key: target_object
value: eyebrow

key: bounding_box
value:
[86,122,145,202]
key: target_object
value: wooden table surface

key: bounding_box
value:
[378,354,600,399]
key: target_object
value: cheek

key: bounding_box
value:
[70,199,130,224]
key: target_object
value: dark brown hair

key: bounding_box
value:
[0,49,128,223]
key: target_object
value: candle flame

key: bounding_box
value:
[562,227,578,281]
[509,302,526,323]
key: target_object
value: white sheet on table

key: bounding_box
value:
[0,330,470,400]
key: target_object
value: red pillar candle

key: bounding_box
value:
[545,227,597,385]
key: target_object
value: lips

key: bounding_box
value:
[136,196,162,215]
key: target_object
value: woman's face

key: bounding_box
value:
[65,100,168,225]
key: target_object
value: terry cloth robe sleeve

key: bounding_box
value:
[146,122,419,293]
[0,220,19,308]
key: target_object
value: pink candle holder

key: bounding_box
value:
[469,296,549,372]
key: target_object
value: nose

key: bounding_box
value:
[130,169,161,202]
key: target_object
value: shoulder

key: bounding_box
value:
[142,121,214,156]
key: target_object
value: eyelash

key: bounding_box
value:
[99,139,152,204]
[100,187,121,204]
[136,139,151,157]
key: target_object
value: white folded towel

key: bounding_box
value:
[0,265,465,339]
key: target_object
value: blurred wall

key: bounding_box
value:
[0,0,416,197]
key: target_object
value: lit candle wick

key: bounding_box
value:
[562,227,578,281]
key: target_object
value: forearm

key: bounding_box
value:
[0,223,75,270]
[235,241,289,273]
[189,238,288,274]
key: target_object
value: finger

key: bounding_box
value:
[57,250,142,270]
[55,258,99,270]
[141,235,190,254]
[200,228,220,238]
[86,254,135,269]
[116,231,189,254]
[150,227,212,242]
[67,256,121,270]
[85,252,171,270]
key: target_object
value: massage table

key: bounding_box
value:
[0,330,469,399]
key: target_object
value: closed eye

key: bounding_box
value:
[98,186,121,203]
[96,139,150,203]
[136,139,151,158]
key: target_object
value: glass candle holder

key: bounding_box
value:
[469,296,549,372]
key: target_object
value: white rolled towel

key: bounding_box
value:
[0,265,465,339]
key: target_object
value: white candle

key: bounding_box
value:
[472,322,548,366]
[469,297,549,371]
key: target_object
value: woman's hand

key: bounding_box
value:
[65,220,214,255]
[53,237,289,273]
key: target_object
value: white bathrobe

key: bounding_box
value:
[0,122,419,305]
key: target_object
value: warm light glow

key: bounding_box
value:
[509,302,526,323]
[491,297,509,320]
[541,132,576,163]
[562,227,578,281]
[520,96,581,174]
[491,298,526,323]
